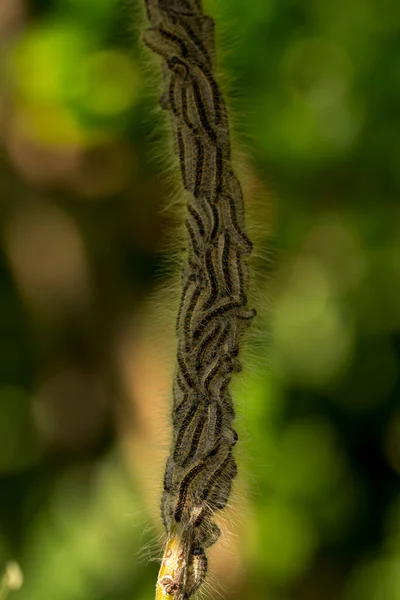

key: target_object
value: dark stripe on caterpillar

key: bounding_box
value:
[221,394,235,420]
[177,351,195,388]
[183,285,202,338]
[191,78,217,143]
[188,203,205,238]
[237,307,257,321]
[231,428,239,446]
[199,324,230,376]
[175,15,213,66]
[206,457,237,511]
[203,354,231,395]
[203,248,218,309]
[174,461,207,523]
[163,456,175,492]
[176,277,193,332]
[177,128,187,186]
[159,15,213,69]
[186,218,201,258]
[224,194,253,254]
[168,70,180,116]
[158,27,189,58]
[173,389,190,426]
[193,62,222,124]
[181,84,198,134]
[209,200,220,241]
[173,400,201,462]
[232,250,247,304]
[205,402,223,452]
[180,410,208,468]
[218,232,232,296]
[201,451,236,502]
[194,322,221,370]
[142,28,175,62]
[193,299,242,341]
[194,137,205,197]
[215,146,223,197]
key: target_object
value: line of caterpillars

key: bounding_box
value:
[144,1,255,597]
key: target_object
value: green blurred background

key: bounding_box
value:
[0,0,399,599]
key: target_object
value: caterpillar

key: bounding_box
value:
[142,1,255,598]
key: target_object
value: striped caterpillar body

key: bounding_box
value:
[143,1,255,597]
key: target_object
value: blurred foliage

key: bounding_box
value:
[0,0,399,599]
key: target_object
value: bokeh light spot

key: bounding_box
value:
[72,50,140,117]
[13,21,90,105]
[275,258,354,388]
[4,203,90,307]
[258,500,317,583]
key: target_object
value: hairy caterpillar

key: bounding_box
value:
[142,1,255,598]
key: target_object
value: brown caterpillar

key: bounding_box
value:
[142,1,255,598]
